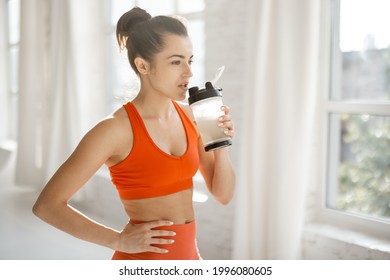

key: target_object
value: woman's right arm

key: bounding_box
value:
[32,117,174,254]
[32,117,124,250]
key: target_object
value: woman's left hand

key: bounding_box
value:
[218,106,234,138]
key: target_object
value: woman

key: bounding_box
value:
[33,7,235,260]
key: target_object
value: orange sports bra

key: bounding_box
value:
[109,100,200,200]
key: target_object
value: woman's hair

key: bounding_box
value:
[116,7,189,74]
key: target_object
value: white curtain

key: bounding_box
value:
[232,0,322,259]
[15,0,105,188]
[0,0,9,144]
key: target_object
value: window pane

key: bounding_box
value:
[331,0,390,101]
[340,0,390,52]
[177,0,205,14]
[187,19,204,90]
[8,0,20,44]
[327,113,390,220]
[9,47,19,93]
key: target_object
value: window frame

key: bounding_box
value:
[316,0,390,240]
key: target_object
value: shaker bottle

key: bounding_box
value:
[188,82,232,152]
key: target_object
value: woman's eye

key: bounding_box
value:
[171,60,193,66]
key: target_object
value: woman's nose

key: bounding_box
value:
[184,63,193,77]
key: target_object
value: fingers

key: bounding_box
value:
[149,236,176,244]
[219,106,234,138]
[148,229,176,238]
[136,221,176,254]
[143,236,175,254]
[145,244,170,254]
[145,220,174,227]
[139,220,176,237]
[148,237,175,253]
[141,220,174,229]
[221,105,230,114]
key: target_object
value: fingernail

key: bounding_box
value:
[163,249,169,253]
[171,231,176,236]
[218,123,223,127]
[219,117,223,121]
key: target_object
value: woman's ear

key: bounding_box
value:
[134,57,150,75]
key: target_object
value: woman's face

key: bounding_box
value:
[146,34,194,101]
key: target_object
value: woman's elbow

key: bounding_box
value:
[216,198,229,205]
[32,197,58,221]
[214,190,234,205]
[218,195,233,205]
[32,199,47,219]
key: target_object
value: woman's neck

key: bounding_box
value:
[132,92,174,120]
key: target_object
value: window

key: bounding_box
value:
[324,0,390,231]
[104,0,205,114]
[1,0,20,142]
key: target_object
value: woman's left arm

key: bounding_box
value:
[198,106,235,205]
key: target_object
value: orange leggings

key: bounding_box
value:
[111,220,201,260]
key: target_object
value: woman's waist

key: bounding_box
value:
[124,205,195,224]
[127,213,195,225]
[121,192,195,225]
[130,219,196,230]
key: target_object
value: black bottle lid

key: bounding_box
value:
[188,82,222,105]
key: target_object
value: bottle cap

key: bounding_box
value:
[188,82,222,105]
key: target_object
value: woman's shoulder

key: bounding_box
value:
[79,105,133,165]
[93,106,129,132]
[83,105,132,148]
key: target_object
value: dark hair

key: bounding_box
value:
[116,7,189,74]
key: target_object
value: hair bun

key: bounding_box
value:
[116,7,152,50]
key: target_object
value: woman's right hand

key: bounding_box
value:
[115,220,176,254]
